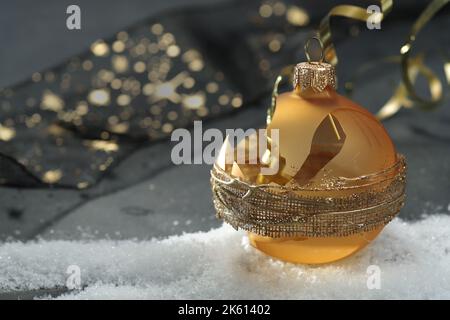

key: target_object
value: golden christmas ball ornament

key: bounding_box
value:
[211,38,406,264]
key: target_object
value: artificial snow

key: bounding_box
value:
[0,215,450,299]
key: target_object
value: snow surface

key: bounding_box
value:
[0,215,450,299]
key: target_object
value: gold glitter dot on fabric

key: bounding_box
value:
[182,49,204,72]
[109,122,129,134]
[0,125,15,141]
[47,124,66,136]
[147,71,158,82]
[160,33,175,47]
[231,96,243,108]
[167,111,178,121]
[268,39,282,52]
[77,181,89,189]
[141,117,153,127]
[42,169,62,184]
[259,4,273,18]
[152,120,161,129]
[150,105,162,115]
[189,59,204,72]
[112,55,129,73]
[111,78,122,90]
[166,45,180,57]
[112,40,126,53]
[75,102,89,116]
[182,93,206,110]
[159,61,171,74]
[88,89,110,106]
[117,31,129,41]
[85,140,119,153]
[44,72,55,82]
[82,60,94,71]
[31,72,42,82]
[150,72,187,103]
[25,113,42,128]
[108,115,119,125]
[73,118,83,126]
[98,69,115,83]
[286,6,309,26]
[197,107,209,117]
[98,158,114,172]
[259,59,270,71]
[155,83,176,100]
[183,77,195,89]
[273,2,286,16]
[206,82,219,93]
[119,110,131,120]
[143,83,154,96]
[41,90,64,111]
[133,61,146,73]
[148,43,159,54]
[91,40,110,57]
[100,131,110,140]
[134,43,147,56]
[117,94,131,106]
[151,23,164,35]
[218,94,230,106]
[162,123,174,133]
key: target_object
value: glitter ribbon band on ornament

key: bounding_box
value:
[211,154,406,238]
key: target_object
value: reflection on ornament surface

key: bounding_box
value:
[249,226,383,265]
[257,86,397,264]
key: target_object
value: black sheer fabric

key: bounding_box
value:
[0,0,448,189]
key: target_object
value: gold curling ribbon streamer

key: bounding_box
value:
[318,0,393,66]
[344,55,410,120]
[268,0,449,122]
[267,0,393,122]
[400,0,449,110]
[318,0,449,119]
[345,54,442,120]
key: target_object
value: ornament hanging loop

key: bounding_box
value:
[294,37,336,92]
[304,37,325,63]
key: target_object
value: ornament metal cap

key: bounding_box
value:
[293,37,337,92]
